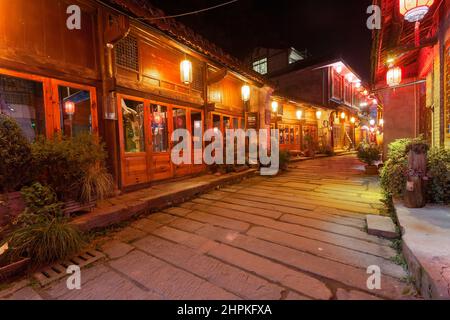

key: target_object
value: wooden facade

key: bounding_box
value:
[0,0,274,191]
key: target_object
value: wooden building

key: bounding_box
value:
[250,50,371,152]
[0,0,273,191]
[372,0,449,153]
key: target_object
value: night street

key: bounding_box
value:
[3,155,414,300]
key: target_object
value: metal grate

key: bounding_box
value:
[33,250,105,287]
[115,35,139,72]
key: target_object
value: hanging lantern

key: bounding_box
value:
[386,66,402,87]
[271,101,279,113]
[296,110,303,120]
[340,112,346,120]
[399,0,434,22]
[64,101,75,116]
[241,85,250,102]
[350,117,356,124]
[180,59,193,84]
[379,119,384,126]
[363,90,369,96]
[316,110,322,119]
[399,0,434,46]
[370,119,376,126]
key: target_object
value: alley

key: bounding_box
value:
[6,155,412,300]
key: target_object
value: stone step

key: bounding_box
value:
[366,215,399,239]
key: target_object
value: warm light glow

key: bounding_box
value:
[64,101,75,116]
[241,85,251,102]
[399,0,434,22]
[370,119,376,126]
[363,90,369,96]
[355,81,361,88]
[271,101,279,113]
[379,119,384,126]
[370,127,376,133]
[372,99,378,105]
[345,73,354,82]
[316,110,322,119]
[386,66,402,87]
[335,64,343,74]
[180,59,193,84]
[350,117,356,124]
[296,110,303,120]
[360,102,368,108]
[194,121,201,129]
[340,112,346,120]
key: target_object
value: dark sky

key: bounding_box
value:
[148,0,373,80]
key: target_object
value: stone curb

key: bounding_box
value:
[71,169,258,232]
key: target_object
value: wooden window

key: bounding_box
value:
[191,62,204,92]
[58,85,93,137]
[332,69,343,100]
[0,73,45,141]
[151,104,169,153]
[253,58,268,75]
[115,35,139,72]
[121,98,145,153]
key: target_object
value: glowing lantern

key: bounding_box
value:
[340,112,346,120]
[372,99,378,105]
[350,117,356,124]
[335,64,343,74]
[64,101,75,116]
[180,59,193,84]
[379,119,384,126]
[399,0,434,22]
[271,101,279,113]
[360,102,368,108]
[370,119,376,126]
[355,81,361,89]
[241,85,250,102]
[296,110,303,120]
[363,90,369,96]
[345,73,354,82]
[316,110,322,119]
[386,67,402,87]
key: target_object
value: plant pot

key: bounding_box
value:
[0,192,26,227]
[0,258,31,280]
[365,165,379,175]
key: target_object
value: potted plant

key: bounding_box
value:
[0,115,32,227]
[357,142,381,175]
[303,134,315,157]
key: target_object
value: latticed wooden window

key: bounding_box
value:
[191,63,204,92]
[115,35,139,72]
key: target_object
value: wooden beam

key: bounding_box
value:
[207,68,228,85]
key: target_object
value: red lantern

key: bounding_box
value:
[399,0,434,22]
[64,101,75,116]
[386,67,402,87]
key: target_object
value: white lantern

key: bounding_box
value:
[316,110,322,119]
[180,59,193,84]
[386,67,402,87]
[271,101,279,113]
[241,85,250,102]
[296,110,303,120]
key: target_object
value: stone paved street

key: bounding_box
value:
[2,155,414,300]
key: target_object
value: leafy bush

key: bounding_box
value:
[0,114,33,192]
[427,148,450,204]
[380,157,407,197]
[279,150,291,171]
[1,182,84,266]
[357,142,381,165]
[32,133,113,202]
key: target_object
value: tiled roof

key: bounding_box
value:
[104,0,270,86]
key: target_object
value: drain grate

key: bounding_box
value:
[33,250,105,286]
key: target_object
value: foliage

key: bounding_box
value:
[31,133,113,202]
[0,114,33,192]
[357,142,381,165]
[279,150,291,171]
[426,147,450,204]
[1,182,84,266]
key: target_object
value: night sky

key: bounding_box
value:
[149,0,373,81]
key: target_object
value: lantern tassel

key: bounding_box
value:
[414,21,420,47]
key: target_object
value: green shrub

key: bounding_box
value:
[279,150,291,171]
[32,133,113,202]
[357,142,381,165]
[427,148,450,204]
[380,158,407,197]
[0,115,33,192]
[1,182,84,266]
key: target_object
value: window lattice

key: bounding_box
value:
[115,35,139,71]
[191,64,204,92]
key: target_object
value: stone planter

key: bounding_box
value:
[0,192,26,227]
[0,258,31,281]
[365,165,379,175]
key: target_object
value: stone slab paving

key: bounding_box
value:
[1,155,417,300]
